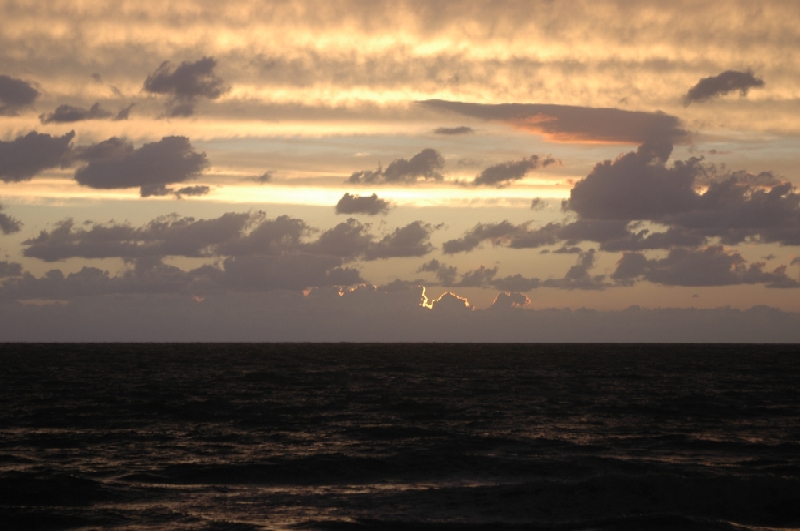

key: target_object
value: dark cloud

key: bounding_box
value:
[23,212,256,261]
[247,171,273,184]
[311,219,373,258]
[348,149,444,184]
[530,198,546,210]
[421,100,689,145]
[0,131,75,182]
[222,254,362,291]
[39,102,112,124]
[0,75,39,114]
[143,57,230,117]
[174,185,211,198]
[442,220,524,254]
[457,265,498,287]
[335,193,391,215]
[114,103,135,121]
[0,205,22,234]
[612,246,799,288]
[565,147,700,220]
[418,259,458,286]
[73,136,208,197]
[471,155,558,187]
[433,126,474,135]
[683,70,765,106]
[0,261,22,277]
[363,221,434,260]
[791,257,800,266]
[489,291,530,310]
[490,274,540,292]
[541,249,608,290]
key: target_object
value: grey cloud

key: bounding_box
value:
[0,205,22,234]
[222,254,361,292]
[683,70,765,106]
[612,246,799,288]
[0,75,39,114]
[174,185,211,198]
[0,131,75,182]
[39,102,112,124]
[143,57,230,117]
[434,126,474,135]
[247,171,273,184]
[442,220,525,254]
[489,291,530,310]
[0,261,22,277]
[421,100,689,145]
[114,103,135,120]
[335,193,391,215]
[791,257,800,266]
[363,221,434,260]
[553,246,582,254]
[348,149,444,184]
[311,219,373,258]
[456,265,498,287]
[472,155,557,187]
[530,198,546,210]
[541,250,608,291]
[418,259,458,286]
[73,136,208,196]
[23,212,255,261]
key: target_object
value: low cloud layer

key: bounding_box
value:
[421,100,689,145]
[143,57,230,116]
[683,70,765,106]
[348,149,444,184]
[0,75,39,114]
[434,126,474,135]
[73,136,208,196]
[335,193,391,215]
[0,131,75,182]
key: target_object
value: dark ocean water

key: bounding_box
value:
[1,344,799,531]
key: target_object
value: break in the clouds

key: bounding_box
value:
[0,204,22,235]
[471,155,558,187]
[335,193,391,215]
[421,100,689,145]
[0,75,39,115]
[73,136,208,197]
[683,70,765,106]
[143,57,230,117]
[0,131,74,182]
[348,149,445,185]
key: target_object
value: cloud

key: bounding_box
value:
[490,274,540,292]
[612,246,800,288]
[335,193,391,215]
[489,291,530,310]
[0,75,39,114]
[173,185,211,198]
[73,136,208,197]
[311,218,373,258]
[530,198,546,210]
[418,258,458,285]
[791,257,800,266]
[683,70,765,106]
[39,102,112,124]
[471,155,557,187]
[23,212,256,261]
[348,149,444,184]
[363,221,434,260]
[143,57,230,117]
[0,205,22,234]
[433,126,474,135]
[421,100,688,145]
[247,171,273,184]
[114,103,135,120]
[0,261,22,277]
[0,131,75,182]
[222,254,362,291]
[442,220,525,254]
[541,249,608,290]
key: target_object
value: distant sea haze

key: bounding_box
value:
[1,343,799,530]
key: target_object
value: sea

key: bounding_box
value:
[1,344,798,530]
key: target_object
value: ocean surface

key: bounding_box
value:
[1,344,799,531]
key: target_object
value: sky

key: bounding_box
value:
[1,0,800,341]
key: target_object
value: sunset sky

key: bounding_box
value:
[2,1,800,341]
